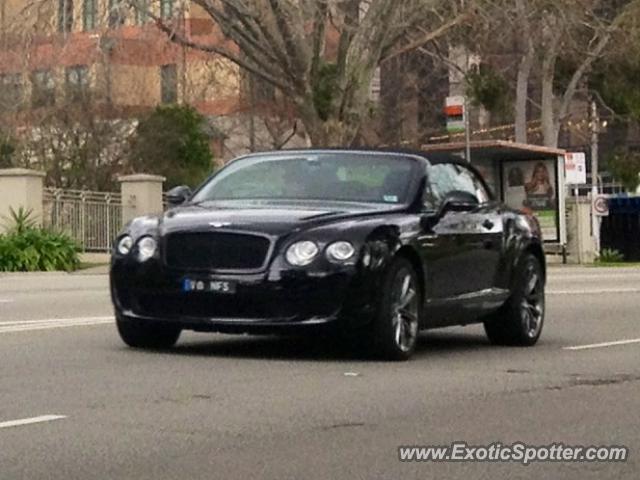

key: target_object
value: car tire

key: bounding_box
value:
[369,257,421,361]
[116,312,181,349]
[484,253,545,346]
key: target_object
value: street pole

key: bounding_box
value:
[249,76,256,152]
[590,100,601,256]
[462,14,472,164]
[464,94,471,163]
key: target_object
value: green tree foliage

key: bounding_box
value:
[465,65,511,115]
[591,57,640,122]
[313,62,339,122]
[607,148,640,191]
[129,105,214,188]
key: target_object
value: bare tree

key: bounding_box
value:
[16,101,133,191]
[131,0,469,146]
[537,1,640,147]
[512,0,534,143]
[473,0,640,147]
[2,0,256,188]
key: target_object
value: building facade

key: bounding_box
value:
[0,0,256,159]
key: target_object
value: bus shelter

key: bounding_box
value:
[421,141,567,250]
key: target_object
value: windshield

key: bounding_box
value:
[192,152,419,205]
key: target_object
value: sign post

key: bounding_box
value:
[590,101,601,255]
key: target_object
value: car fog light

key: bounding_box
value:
[326,241,356,263]
[117,235,133,255]
[286,241,319,266]
[137,236,157,262]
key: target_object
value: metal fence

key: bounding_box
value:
[43,188,123,252]
[567,182,629,197]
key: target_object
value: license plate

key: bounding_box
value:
[182,278,237,294]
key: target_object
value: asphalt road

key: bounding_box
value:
[0,266,639,479]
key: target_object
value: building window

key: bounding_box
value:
[108,0,125,28]
[135,0,149,24]
[58,0,74,33]
[160,64,177,104]
[65,66,89,102]
[83,0,97,31]
[0,74,23,111]
[160,0,174,19]
[31,70,56,108]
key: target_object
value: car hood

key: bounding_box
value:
[158,201,401,237]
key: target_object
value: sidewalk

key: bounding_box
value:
[74,264,109,275]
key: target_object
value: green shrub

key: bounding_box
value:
[2,206,37,234]
[0,208,80,272]
[597,248,625,263]
[129,104,214,188]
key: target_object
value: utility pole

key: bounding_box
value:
[464,94,471,163]
[249,75,256,152]
[181,6,187,105]
[590,100,601,256]
[461,0,471,163]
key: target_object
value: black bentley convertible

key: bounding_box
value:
[110,149,546,360]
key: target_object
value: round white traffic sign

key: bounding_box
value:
[593,196,609,216]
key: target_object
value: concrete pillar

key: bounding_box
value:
[119,174,166,225]
[0,168,46,233]
[566,197,596,264]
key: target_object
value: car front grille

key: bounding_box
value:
[164,232,271,271]
[136,292,293,320]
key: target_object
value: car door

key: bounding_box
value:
[454,165,504,294]
[418,163,503,301]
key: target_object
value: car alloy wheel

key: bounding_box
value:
[521,263,544,339]
[391,268,420,353]
[483,253,545,347]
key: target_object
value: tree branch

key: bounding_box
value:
[152,18,292,93]
[380,11,470,63]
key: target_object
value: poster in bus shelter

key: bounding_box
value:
[502,160,559,242]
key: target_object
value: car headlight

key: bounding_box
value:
[286,241,319,266]
[137,236,157,262]
[326,241,356,263]
[117,235,133,255]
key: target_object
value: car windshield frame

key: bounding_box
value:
[190,151,423,207]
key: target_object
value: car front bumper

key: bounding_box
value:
[110,258,378,334]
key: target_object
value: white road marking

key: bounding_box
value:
[0,299,14,303]
[550,273,640,280]
[0,415,67,430]
[548,288,640,295]
[0,321,112,333]
[0,316,113,334]
[0,316,113,326]
[564,338,640,351]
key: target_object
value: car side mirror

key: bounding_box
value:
[438,190,479,217]
[166,185,192,207]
